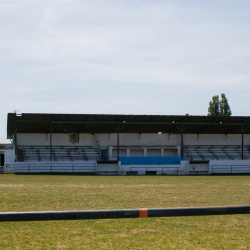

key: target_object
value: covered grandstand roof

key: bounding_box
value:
[7,113,250,139]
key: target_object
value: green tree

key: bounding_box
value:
[207,95,219,116]
[220,93,232,116]
[207,93,232,116]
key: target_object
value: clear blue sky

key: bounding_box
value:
[1,0,250,142]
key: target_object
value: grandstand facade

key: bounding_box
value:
[4,113,250,175]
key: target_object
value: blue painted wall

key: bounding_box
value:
[119,157,182,165]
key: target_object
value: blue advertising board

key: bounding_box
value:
[119,157,182,165]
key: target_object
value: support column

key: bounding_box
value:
[14,121,17,162]
[126,149,130,157]
[144,148,147,157]
[177,146,181,157]
[117,123,119,161]
[161,148,164,157]
[108,146,113,160]
[50,120,52,162]
[242,124,244,160]
[181,123,183,159]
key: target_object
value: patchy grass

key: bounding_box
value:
[0,175,250,249]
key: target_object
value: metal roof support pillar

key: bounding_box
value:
[117,123,119,162]
[242,124,244,160]
[50,120,52,162]
[14,120,17,162]
[181,123,183,159]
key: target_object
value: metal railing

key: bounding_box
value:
[212,164,250,174]
[20,156,100,162]
[6,162,96,173]
[182,142,193,161]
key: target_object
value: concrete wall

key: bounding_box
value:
[0,150,15,169]
[164,149,178,157]
[209,160,250,174]
[96,164,118,175]
[17,133,97,146]
[7,161,96,173]
[147,149,161,157]
[181,134,249,146]
[118,161,187,175]
[188,160,250,175]
[130,149,144,157]
[17,133,250,147]
[3,150,15,163]
[6,159,250,175]
[17,133,179,147]
[98,133,178,147]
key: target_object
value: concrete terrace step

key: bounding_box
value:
[18,146,101,162]
[184,145,249,161]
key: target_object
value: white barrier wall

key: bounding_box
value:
[17,133,250,147]
[7,161,96,173]
[0,149,15,172]
[96,164,118,175]
[118,161,187,175]
[17,133,178,147]
[181,134,249,145]
[3,150,15,163]
[6,160,250,175]
[209,160,250,174]
[17,133,95,146]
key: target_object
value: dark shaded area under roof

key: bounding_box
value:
[7,113,250,139]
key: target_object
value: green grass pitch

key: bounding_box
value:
[0,175,250,249]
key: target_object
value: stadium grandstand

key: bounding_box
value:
[2,112,250,175]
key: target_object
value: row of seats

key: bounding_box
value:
[183,145,250,161]
[17,146,101,162]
